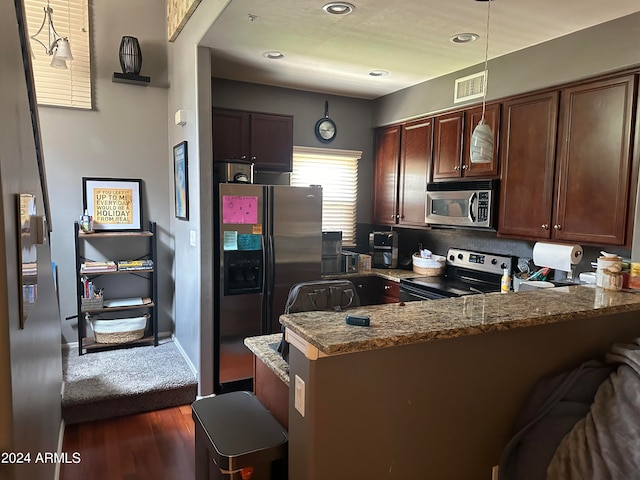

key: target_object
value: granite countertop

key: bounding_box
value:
[244,333,290,387]
[323,268,419,282]
[280,286,640,356]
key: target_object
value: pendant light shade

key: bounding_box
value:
[55,38,73,61]
[470,0,494,164]
[29,2,74,67]
[470,119,494,164]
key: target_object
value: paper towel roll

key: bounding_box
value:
[532,242,583,272]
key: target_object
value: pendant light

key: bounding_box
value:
[30,1,74,69]
[470,0,494,164]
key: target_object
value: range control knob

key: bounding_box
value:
[491,259,497,265]
[500,263,508,270]
[458,253,464,260]
[449,255,455,261]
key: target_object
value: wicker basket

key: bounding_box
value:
[81,297,104,311]
[90,316,147,344]
[412,253,445,276]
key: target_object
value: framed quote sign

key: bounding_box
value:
[82,177,143,231]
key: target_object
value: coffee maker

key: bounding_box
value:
[369,232,398,268]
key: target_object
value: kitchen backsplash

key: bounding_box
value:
[356,223,631,276]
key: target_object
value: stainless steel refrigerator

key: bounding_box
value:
[214,183,322,393]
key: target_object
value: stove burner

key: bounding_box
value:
[400,248,516,301]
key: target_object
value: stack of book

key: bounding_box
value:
[81,261,117,273]
[117,259,154,271]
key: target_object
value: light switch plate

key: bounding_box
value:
[189,230,197,247]
[294,375,305,417]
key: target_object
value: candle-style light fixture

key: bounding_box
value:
[29,0,74,69]
[469,0,494,164]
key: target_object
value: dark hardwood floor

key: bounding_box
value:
[60,405,195,480]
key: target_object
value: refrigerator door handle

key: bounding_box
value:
[264,234,276,333]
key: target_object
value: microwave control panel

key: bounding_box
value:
[477,191,490,222]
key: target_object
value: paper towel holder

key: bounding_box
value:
[532,242,583,282]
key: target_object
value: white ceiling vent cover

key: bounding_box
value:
[454,71,486,103]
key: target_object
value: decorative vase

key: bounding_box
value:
[119,36,142,75]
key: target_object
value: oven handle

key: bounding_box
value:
[469,192,477,223]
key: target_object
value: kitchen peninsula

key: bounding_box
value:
[275,286,640,479]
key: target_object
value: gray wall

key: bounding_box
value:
[373,12,640,126]
[40,0,171,344]
[0,2,62,479]
[211,78,374,223]
[167,1,231,395]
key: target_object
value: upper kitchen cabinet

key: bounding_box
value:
[372,119,432,226]
[372,125,401,225]
[432,103,500,180]
[553,75,636,245]
[398,119,433,226]
[462,103,501,178]
[212,108,294,172]
[498,91,559,239]
[499,74,637,246]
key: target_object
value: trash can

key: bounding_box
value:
[192,391,288,480]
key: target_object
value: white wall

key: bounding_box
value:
[40,0,171,343]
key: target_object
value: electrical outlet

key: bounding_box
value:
[294,375,305,417]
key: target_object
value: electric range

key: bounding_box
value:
[399,248,516,301]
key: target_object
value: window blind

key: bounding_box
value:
[291,146,360,246]
[24,0,91,109]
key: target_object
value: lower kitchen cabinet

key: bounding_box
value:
[353,276,399,305]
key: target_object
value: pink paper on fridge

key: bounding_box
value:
[222,195,258,224]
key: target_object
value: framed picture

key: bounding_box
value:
[82,178,143,231]
[173,141,189,220]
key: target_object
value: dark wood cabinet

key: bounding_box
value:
[499,74,637,246]
[398,119,433,226]
[498,91,559,239]
[432,111,464,180]
[553,75,636,245]
[432,104,500,180]
[212,108,294,172]
[372,125,401,225]
[353,276,399,305]
[372,119,432,226]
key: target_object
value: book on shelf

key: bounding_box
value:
[81,261,117,273]
[117,259,154,271]
[102,297,145,308]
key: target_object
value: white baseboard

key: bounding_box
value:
[171,334,198,379]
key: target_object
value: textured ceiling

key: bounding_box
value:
[200,0,640,99]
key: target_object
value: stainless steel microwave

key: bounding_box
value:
[425,179,499,228]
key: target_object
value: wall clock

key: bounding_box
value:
[315,101,336,143]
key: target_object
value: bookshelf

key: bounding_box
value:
[74,221,158,355]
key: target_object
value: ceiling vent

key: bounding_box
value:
[454,71,486,104]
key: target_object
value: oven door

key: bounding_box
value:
[399,282,451,301]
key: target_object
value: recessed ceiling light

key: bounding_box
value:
[322,2,355,15]
[450,32,479,44]
[263,51,285,60]
[368,70,389,77]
